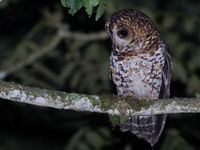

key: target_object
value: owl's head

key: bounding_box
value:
[105,9,158,50]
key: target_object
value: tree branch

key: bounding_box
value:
[0,81,199,116]
[0,22,108,80]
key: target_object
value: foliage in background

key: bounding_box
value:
[63,127,116,150]
[61,0,105,20]
[161,129,195,150]
[59,0,200,95]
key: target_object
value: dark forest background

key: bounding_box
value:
[0,0,200,150]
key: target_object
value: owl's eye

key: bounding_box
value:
[117,29,128,38]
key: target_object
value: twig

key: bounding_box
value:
[0,35,62,79]
[0,81,200,116]
[60,30,108,41]
[0,24,108,80]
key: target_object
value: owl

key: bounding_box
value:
[105,9,173,146]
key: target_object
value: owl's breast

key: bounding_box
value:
[110,51,164,99]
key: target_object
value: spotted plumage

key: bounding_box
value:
[105,9,172,146]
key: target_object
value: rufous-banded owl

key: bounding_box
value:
[105,9,173,146]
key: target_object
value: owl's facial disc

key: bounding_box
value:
[112,26,134,49]
[105,20,111,37]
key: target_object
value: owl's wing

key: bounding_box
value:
[109,66,113,80]
[109,52,114,80]
[159,43,173,99]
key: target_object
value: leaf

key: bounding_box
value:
[66,0,84,15]
[85,131,103,148]
[83,0,99,17]
[95,0,105,20]
[61,0,67,7]
[64,128,87,150]
[61,0,105,20]
[195,93,200,99]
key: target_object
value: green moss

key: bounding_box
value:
[109,114,130,126]
[125,97,153,111]
[9,86,16,91]
[65,93,81,101]
[30,87,41,97]
[89,94,118,112]
[91,94,153,127]
[98,94,121,111]
[109,115,120,127]
[89,95,101,106]
[93,95,153,127]
[120,115,130,124]
[196,93,200,99]
[90,94,153,113]
[6,82,17,91]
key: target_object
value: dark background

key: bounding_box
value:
[0,0,200,150]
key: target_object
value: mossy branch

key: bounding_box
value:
[0,81,200,116]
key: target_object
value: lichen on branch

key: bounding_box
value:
[0,81,200,119]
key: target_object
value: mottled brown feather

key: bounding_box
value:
[105,9,173,146]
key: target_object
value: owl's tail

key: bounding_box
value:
[120,114,167,146]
